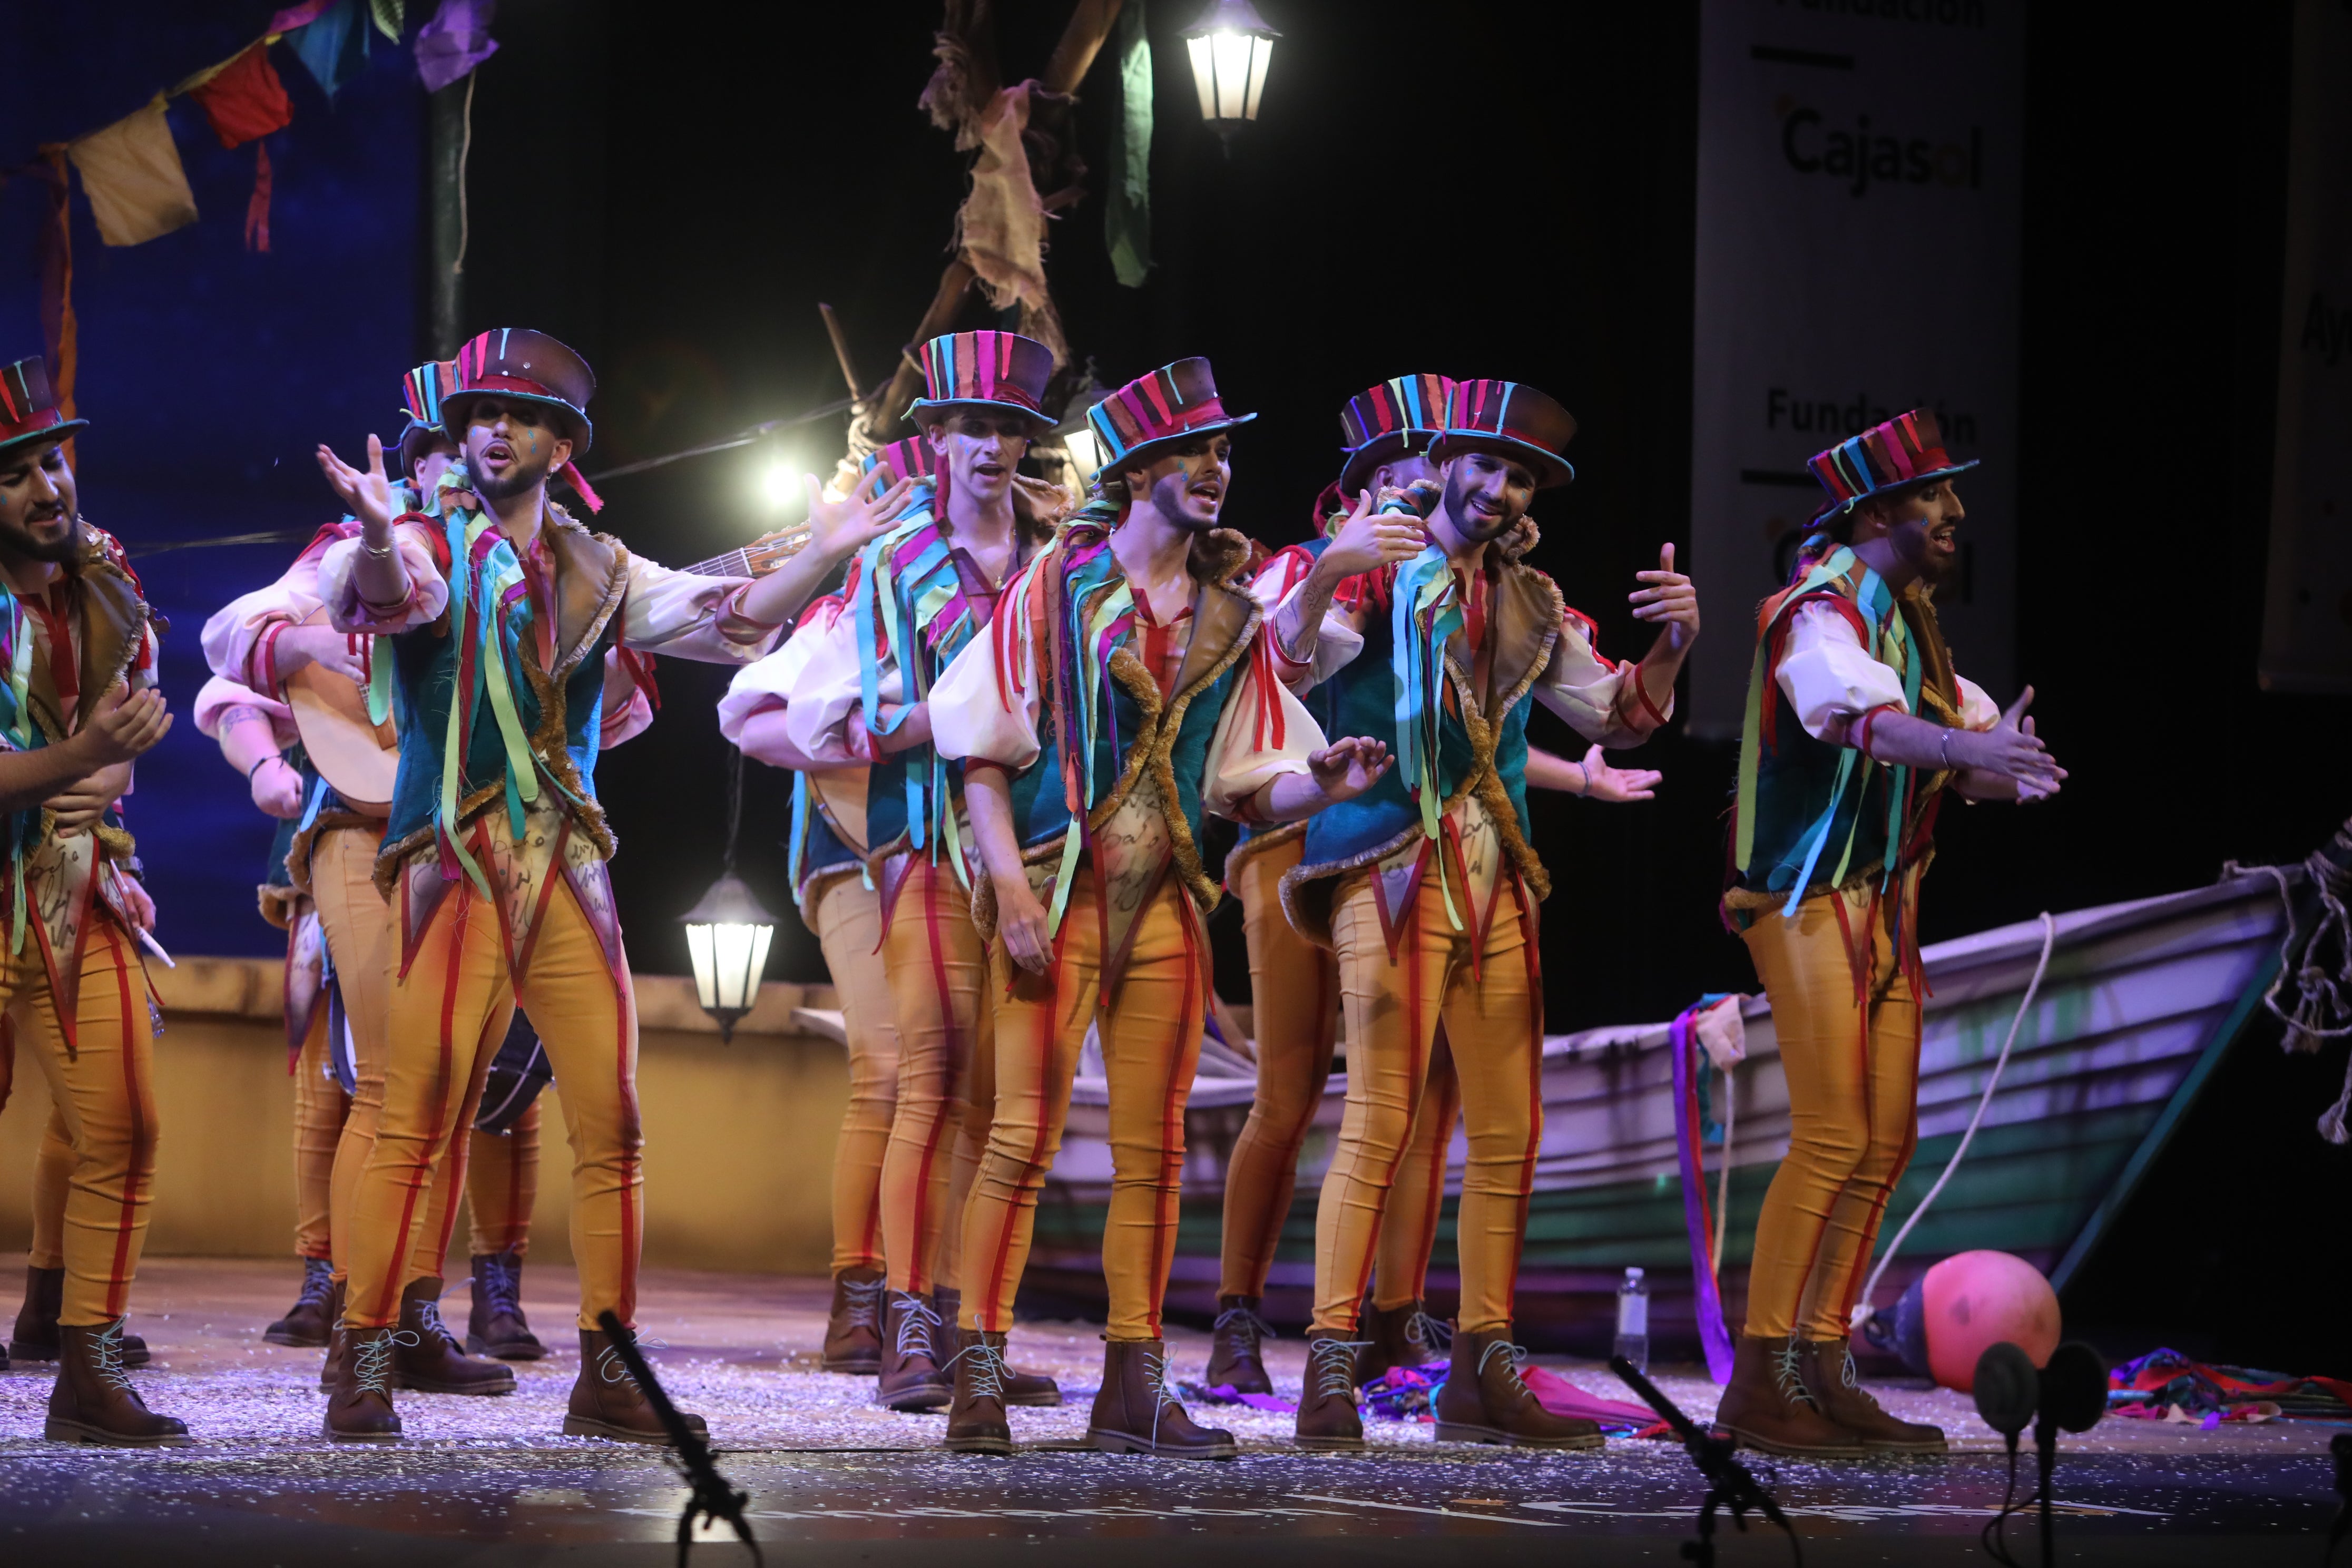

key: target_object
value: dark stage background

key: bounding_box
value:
[4,2,2343,1367]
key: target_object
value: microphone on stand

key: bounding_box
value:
[1972,1339,2106,1567]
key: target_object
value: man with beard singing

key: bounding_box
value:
[310,328,910,1442]
[926,358,1394,1459]
[0,356,180,1443]
[1714,409,2060,1457]
[1265,378,1698,1451]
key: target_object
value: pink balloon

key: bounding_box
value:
[1922,1250,2062,1393]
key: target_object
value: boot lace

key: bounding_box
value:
[841,1278,885,1331]
[353,1329,419,1396]
[477,1254,523,1318]
[1475,1338,1540,1402]
[1308,1337,1369,1401]
[89,1319,138,1394]
[891,1294,942,1360]
[1139,1345,1187,1451]
[293,1258,335,1310]
[1824,1339,1885,1410]
[594,1331,667,1393]
[411,1294,463,1351]
[1404,1309,1453,1359]
[944,1337,1008,1402]
[1775,1336,1821,1408]
[1212,1303,1276,1353]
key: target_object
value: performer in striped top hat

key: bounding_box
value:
[1715,408,2060,1457]
[926,356,1396,1458]
[778,330,1069,1417]
[0,356,182,1443]
[1260,376,1698,1449]
[1209,376,1663,1397]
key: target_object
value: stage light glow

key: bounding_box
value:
[1183,0,1279,138]
[760,460,802,512]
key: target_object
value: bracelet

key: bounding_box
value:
[247,753,282,781]
[1575,764,1592,797]
[1938,729,1954,771]
[361,537,396,560]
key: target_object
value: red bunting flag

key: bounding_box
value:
[188,44,295,253]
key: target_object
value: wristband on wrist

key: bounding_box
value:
[246,753,282,781]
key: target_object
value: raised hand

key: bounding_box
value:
[1577,743,1661,802]
[1306,735,1395,805]
[1319,488,1429,580]
[802,465,916,566]
[314,434,396,537]
[1630,542,1700,650]
[72,683,173,769]
[995,873,1055,975]
[273,624,368,685]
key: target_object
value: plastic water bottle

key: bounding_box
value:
[1613,1266,1650,1374]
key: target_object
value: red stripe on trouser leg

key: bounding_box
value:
[1311,868,1444,1336]
[812,874,897,1274]
[1217,836,1341,1299]
[1737,883,1918,1341]
[419,998,509,1273]
[937,974,997,1294]
[1092,877,1202,1341]
[509,873,643,1332]
[879,860,986,1296]
[1444,874,1543,1337]
[964,899,1078,1334]
[100,924,152,1321]
[29,1105,70,1269]
[1371,1035,1459,1310]
[291,998,350,1259]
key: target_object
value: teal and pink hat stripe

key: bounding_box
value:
[1338,372,1454,494]
[1429,377,1578,489]
[861,436,939,487]
[1087,357,1256,472]
[909,330,1056,430]
[1807,408,1976,521]
[0,356,86,454]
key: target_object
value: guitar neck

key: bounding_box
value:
[684,526,811,581]
[685,546,753,578]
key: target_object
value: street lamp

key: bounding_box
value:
[1182,0,1279,143]
[679,748,779,1042]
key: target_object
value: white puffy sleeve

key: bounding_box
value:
[1775,600,1912,746]
[717,605,841,747]
[616,555,780,662]
[1201,639,1327,820]
[928,582,1044,773]
[1534,609,1664,746]
[319,521,450,634]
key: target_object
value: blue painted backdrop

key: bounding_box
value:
[1,5,418,957]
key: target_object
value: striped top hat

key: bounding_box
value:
[395,359,459,476]
[1807,408,1976,523]
[1337,373,1454,495]
[861,435,939,487]
[0,357,87,458]
[1428,378,1576,489]
[444,328,597,455]
[909,330,1056,433]
[1087,357,1256,475]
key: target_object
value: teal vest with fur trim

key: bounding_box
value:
[379,507,625,876]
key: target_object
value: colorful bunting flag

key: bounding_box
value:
[288,0,374,101]
[188,44,296,254]
[370,0,407,42]
[65,97,199,248]
[415,0,500,94]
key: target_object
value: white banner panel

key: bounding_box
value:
[1689,0,2023,738]
[2259,0,2352,693]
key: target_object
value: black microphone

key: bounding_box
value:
[1972,1340,2106,1568]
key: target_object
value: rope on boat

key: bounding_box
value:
[1850,910,2058,1334]
[2230,819,2352,1142]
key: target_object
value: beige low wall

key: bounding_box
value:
[0,958,849,1276]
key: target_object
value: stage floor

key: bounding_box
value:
[1,1257,2337,1565]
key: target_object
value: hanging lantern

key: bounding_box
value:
[1182,0,1279,142]
[679,747,777,1042]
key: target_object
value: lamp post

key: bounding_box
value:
[679,747,779,1043]
[1181,0,1279,145]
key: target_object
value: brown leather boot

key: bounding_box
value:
[933,1287,1061,1407]
[466,1251,546,1361]
[322,1326,408,1441]
[1711,1334,1869,1457]
[941,1326,1014,1455]
[44,1320,189,1446]
[1798,1337,1947,1453]
[1203,1295,1275,1395]
[393,1278,515,1395]
[876,1290,950,1412]
[1433,1324,1606,1449]
[565,1326,710,1444]
[1087,1338,1237,1458]
[1293,1336,1367,1451]
[1356,1299,1448,1385]
[12,1266,148,1365]
[822,1267,886,1373]
[266,1258,338,1348]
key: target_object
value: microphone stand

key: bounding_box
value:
[1610,1355,1800,1567]
[596,1310,762,1567]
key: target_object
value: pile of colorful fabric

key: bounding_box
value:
[1359,1360,1668,1438]
[2108,1347,2352,1428]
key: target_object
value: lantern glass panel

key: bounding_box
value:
[1212,31,1253,117]
[1186,35,1217,118]
[685,919,774,1014]
[1242,36,1272,119]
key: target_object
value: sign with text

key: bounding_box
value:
[2259,0,2352,693]
[1688,0,2023,737]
